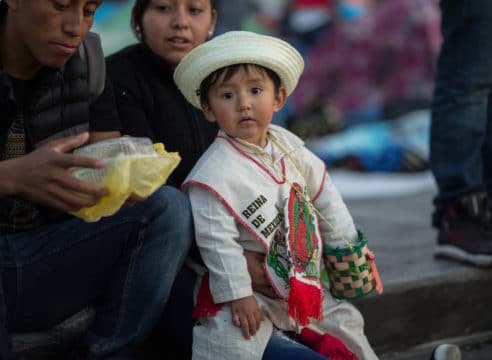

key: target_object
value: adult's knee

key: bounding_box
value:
[143,186,193,223]
[144,186,194,251]
[118,186,193,256]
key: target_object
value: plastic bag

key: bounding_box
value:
[70,137,181,222]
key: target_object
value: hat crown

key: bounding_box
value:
[174,31,304,109]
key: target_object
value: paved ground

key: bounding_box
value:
[380,335,492,360]
[346,189,472,287]
[344,188,492,359]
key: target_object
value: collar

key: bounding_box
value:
[139,42,175,81]
[218,125,304,162]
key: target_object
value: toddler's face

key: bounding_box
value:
[201,66,286,148]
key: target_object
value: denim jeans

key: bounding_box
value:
[262,330,327,360]
[0,186,193,359]
[430,0,492,222]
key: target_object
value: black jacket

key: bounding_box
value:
[106,43,218,187]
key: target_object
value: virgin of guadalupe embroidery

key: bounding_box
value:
[267,227,290,287]
[288,182,320,278]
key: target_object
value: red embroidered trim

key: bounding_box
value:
[192,273,224,319]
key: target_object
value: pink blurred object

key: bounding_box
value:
[292,0,442,118]
[299,327,357,359]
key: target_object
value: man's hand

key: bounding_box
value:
[243,250,279,299]
[5,132,108,212]
[230,295,264,340]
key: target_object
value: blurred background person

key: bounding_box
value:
[289,0,440,136]
[430,0,492,267]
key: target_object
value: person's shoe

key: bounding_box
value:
[435,194,492,267]
[430,343,461,360]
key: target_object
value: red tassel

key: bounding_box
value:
[287,277,322,326]
[299,328,357,360]
[367,251,383,294]
[192,272,224,319]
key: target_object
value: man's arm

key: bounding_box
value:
[243,250,279,299]
[88,130,120,144]
[0,132,107,212]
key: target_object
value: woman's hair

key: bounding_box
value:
[132,0,218,40]
[199,64,282,106]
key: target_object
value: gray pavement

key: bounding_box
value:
[345,189,492,358]
[380,334,492,360]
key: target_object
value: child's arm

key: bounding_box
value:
[230,295,265,339]
[299,146,359,249]
[187,186,254,303]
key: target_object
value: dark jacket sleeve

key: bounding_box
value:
[106,51,156,140]
[89,75,121,133]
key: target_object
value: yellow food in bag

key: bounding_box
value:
[70,138,181,222]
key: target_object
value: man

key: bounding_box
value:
[430,0,492,267]
[0,1,192,359]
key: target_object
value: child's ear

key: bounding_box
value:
[201,102,216,123]
[273,86,288,113]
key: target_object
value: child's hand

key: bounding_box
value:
[230,295,265,340]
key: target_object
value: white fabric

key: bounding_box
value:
[184,125,377,359]
[192,286,377,360]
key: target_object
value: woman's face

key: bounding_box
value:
[141,0,217,68]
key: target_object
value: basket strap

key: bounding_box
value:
[367,251,383,294]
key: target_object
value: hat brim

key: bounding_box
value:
[173,31,304,109]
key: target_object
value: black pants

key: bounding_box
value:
[138,266,196,360]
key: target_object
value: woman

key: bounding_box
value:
[107,3,218,358]
[106,0,219,188]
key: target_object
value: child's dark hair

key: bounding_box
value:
[199,64,282,105]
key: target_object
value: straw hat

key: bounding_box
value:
[173,31,304,109]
